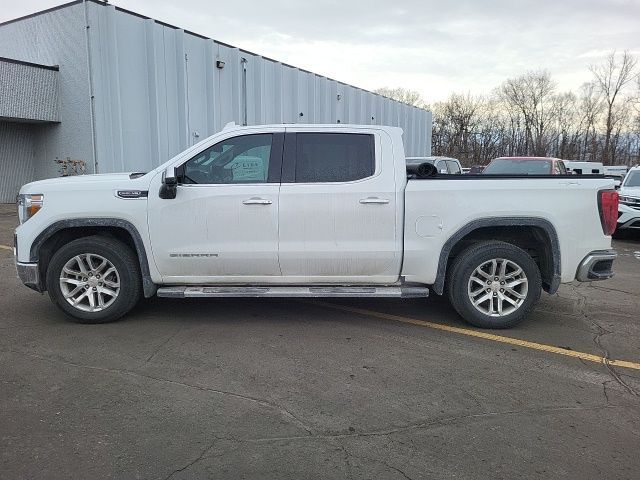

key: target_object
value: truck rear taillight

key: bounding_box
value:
[598,190,619,236]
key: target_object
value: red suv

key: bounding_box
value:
[482,157,568,175]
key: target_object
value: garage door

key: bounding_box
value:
[0,121,35,203]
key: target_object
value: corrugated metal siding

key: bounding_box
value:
[0,2,94,184]
[0,60,59,122]
[0,122,36,203]
[87,3,431,173]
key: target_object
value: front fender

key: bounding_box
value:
[29,218,156,298]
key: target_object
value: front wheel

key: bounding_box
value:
[46,236,142,323]
[447,241,542,329]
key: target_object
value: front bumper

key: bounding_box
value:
[16,262,43,292]
[575,250,617,282]
[617,204,640,230]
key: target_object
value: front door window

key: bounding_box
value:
[181,134,274,185]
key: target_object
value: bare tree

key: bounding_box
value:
[422,58,640,166]
[431,93,483,162]
[374,87,427,108]
[500,70,557,156]
[589,50,638,164]
[552,92,579,159]
[575,82,604,161]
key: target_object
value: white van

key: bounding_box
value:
[604,165,629,176]
[564,161,604,175]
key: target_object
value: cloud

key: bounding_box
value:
[2,0,639,101]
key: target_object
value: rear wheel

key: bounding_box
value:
[46,236,141,323]
[447,241,541,329]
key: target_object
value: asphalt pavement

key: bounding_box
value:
[1,203,639,479]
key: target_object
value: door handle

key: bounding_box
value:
[242,197,272,205]
[359,197,390,204]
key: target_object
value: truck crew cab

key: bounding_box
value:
[15,124,618,328]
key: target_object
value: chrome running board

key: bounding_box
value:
[156,285,428,299]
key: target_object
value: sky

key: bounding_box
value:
[2,0,639,103]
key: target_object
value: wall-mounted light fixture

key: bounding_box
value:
[216,60,225,69]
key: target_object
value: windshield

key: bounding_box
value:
[483,159,552,175]
[623,171,640,187]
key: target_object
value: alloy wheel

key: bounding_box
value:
[467,258,529,317]
[59,253,120,312]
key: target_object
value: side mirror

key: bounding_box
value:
[159,168,177,199]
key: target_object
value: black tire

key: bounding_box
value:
[46,236,142,324]
[446,241,542,329]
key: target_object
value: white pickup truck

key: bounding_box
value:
[15,124,619,328]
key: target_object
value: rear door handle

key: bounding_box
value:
[359,197,390,204]
[242,197,272,205]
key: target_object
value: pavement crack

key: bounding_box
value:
[592,322,639,398]
[337,443,354,480]
[379,460,414,480]
[589,284,637,296]
[336,442,415,480]
[567,284,589,319]
[565,285,638,399]
[602,380,614,405]
[144,325,183,364]
[163,439,216,480]
[241,403,617,444]
[6,349,314,435]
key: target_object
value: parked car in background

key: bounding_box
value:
[617,165,640,231]
[468,165,485,174]
[565,161,604,175]
[604,174,624,189]
[604,165,628,177]
[406,156,463,174]
[482,157,568,175]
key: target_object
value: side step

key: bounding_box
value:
[156,285,428,299]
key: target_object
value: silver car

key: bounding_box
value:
[405,156,463,174]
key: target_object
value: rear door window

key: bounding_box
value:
[293,133,375,183]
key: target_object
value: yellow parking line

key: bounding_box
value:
[307,300,640,371]
[0,245,12,251]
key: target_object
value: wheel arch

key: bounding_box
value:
[29,218,156,298]
[434,217,561,296]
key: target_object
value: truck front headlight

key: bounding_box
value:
[619,195,640,206]
[17,194,44,224]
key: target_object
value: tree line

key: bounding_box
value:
[376,51,640,166]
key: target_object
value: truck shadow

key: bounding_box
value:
[131,294,466,329]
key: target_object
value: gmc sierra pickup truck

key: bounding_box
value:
[15,124,618,328]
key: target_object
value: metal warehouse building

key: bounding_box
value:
[0,0,432,203]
